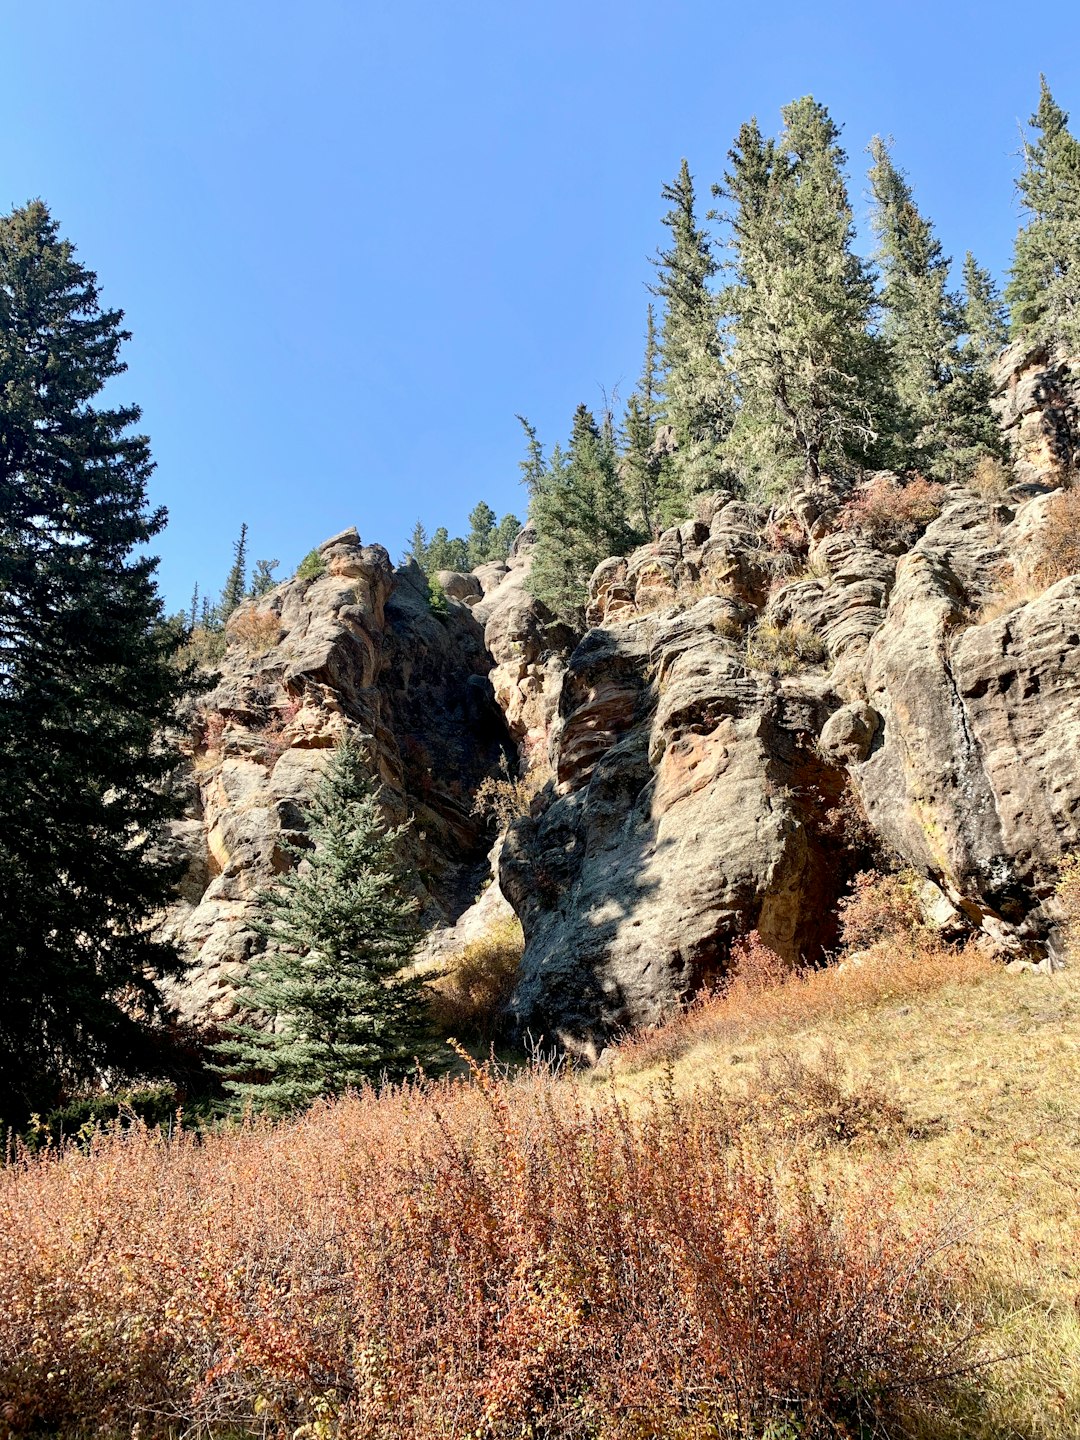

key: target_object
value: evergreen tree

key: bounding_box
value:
[1007,78,1080,350]
[0,201,195,1124]
[407,519,430,571]
[219,521,248,619]
[249,558,279,598]
[651,160,732,497]
[188,582,200,632]
[515,415,547,497]
[962,252,1008,369]
[466,501,498,566]
[529,405,636,624]
[868,136,1001,478]
[425,527,469,573]
[622,304,685,535]
[717,100,885,493]
[214,734,426,1115]
[493,511,522,558]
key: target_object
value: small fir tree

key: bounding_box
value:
[218,522,249,620]
[529,405,636,624]
[425,527,469,573]
[407,519,430,571]
[1007,77,1080,350]
[214,734,426,1115]
[493,511,522,558]
[622,304,685,535]
[466,501,498,566]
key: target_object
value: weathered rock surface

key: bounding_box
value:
[160,530,513,1025]
[993,340,1080,488]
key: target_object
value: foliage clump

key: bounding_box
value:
[747,616,827,673]
[839,473,944,549]
[428,917,525,1041]
[295,547,327,581]
[214,734,427,1115]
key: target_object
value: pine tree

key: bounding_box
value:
[407,519,430,571]
[717,100,885,494]
[214,734,426,1115]
[188,582,200,632]
[249,558,279,598]
[425,527,469,573]
[515,415,547,497]
[651,160,732,497]
[493,512,522,559]
[622,304,685,535]
[219,522,249,619]
[962,252,1008,369]
[0,201,195,1124]
[466,501,498,566]
[1007,77,1080,351]
[868,136,1001,479]
[529,405,636,624]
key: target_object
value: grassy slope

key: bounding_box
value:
[599,962,1080,1439]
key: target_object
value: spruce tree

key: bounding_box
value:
[425,527,469,573]
[1007,77,1080,351]
[0,201,194,1124]
[962,252,1008,369]
[868,136,1001,479]
[214,734,426,1115]
[622,305,685,535]
[651,160,732,498]
[219,521,249,619]
[529,405,635,624]
[466,501,498,566]
[515,416,547,497]
[493,512,522,559]
[407,519,430,571]
[718,100,885,494]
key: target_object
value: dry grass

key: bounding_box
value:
[606,929,1080,1440]
[747,616,828,673]
[0,1051,978,1439]
[227,606,282,655]
[428,917,524,1041]
[980,487,1080,622]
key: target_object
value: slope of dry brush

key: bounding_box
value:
[0,1057,977,1439]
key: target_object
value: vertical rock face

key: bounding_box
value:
[159,344,1080,1050]
[992,341,1080,488]
[160,528,512,1025]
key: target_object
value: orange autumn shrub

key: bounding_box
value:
[0,1060,976,1439]
[840,474,945,549]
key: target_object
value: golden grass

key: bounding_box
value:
[602,941,1080,1440]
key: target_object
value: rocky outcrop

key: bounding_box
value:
[160,528,512,1025]
[992,340,1080,488]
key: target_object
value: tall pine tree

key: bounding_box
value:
[868,136,1001,479]
[651,160,732,498]
[962,251,1008,370]
[718,100,885,494]
[0,201,195,1124]
[622,305,685,535]
[214,734,426,1115]
[1007,77,1080,351]
[218,521,249,620]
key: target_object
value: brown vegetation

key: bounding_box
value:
[228,607,282,655]
[747,616,828,673]
[428,917,524,1041]
[0,1054,977,1439]
[840,474,945,549]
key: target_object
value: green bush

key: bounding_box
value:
[296,548,326,581]
[427,574,450,617]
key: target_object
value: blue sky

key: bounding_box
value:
[1,2,1076,610]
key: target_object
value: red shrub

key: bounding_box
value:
[840,475,945,549]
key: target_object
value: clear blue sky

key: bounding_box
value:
[1,2,1075,610]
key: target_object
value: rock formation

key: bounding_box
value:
[161,346,1080,1055]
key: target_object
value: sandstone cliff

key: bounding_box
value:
[162,347,1080,1054]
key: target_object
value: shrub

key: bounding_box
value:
[837,868,925,952]
[747,616,827,673]
[0,1060,978,1439]
[227,606,281,654]
[840,474,945,549]
[979,487,1080,622]
[969,454,1012,500]
[428,917,524,1040]
[1056,854,1080,962]
[295,547,326,581]
[427,573,450,616]
[180,623,227,667]
[472,766,551,830]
